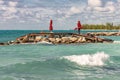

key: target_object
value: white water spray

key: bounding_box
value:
[113,41,120,43]
[62,52,109,66]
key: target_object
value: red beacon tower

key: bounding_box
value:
[49,20,53,32]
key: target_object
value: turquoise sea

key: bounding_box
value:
[0,30,120,80]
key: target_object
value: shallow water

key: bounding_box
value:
[0,30,120,80]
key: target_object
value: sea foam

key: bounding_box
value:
[113,41,120,43]
[62,52,109,66]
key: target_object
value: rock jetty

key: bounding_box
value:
[87,32,120,36]
[0,32,113,46]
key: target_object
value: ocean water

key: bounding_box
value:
[0,30,120,80]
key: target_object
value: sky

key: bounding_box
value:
[0,0,120,30]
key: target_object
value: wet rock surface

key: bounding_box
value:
[87,32,120,36]
[0,32,114,46]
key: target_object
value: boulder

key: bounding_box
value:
[55,38,61,43]
[105,33,113,36]
[3,42,9,45]
[48,38,56,42]
[35,36,42,41]
[7,41,15,45]
[41,38,49,42]
[0,43,5,45]
[13,40,20,44]
[61,37,70,43]
[87,40,92,43]
[77,37,82,42]
[81,37,86,42]
[97,38,103,42]
[103,38,113,43]
[77,37,86,43]
[16,35,29,43]
[87,32,120,36]
[85,37,92,42]
[69,37,78,43]
[115,32,120,36]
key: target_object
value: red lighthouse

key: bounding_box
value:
[49,20,53,32]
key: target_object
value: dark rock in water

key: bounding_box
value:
[4,43,9,45]
[0,43,4,45]
[14,40,20,44]
[0,42,9,46]
[103,38,114,43]
[97,38,103,42]
[87,32,120,36]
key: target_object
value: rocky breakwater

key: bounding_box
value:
[87,32,120,36]
[0,33,114,46]
[47,36,86,44]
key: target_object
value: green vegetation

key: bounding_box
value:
[82,23,120,30]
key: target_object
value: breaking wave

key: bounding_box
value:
[113,41,120,43]
[20,41,53,45]
[62,52,109,66]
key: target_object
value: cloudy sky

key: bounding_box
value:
[0,0,120,30]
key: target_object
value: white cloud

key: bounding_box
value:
[94,1,115,13]
[0,1,18,21]
[64,6,82,18]
[35,13,41,19]
[19,20,25,23]
[14,7,57,22]
[1,6,17,15]
[3,15,18,20]
[105,1,115,12]
[8,7,17,13]
[94,7,108,12]
[0,0,4,4]
[87,0,116,13]
[9,1,18,7]
[70,7,81,14]
[83,0,118,24]
[0,0,119,27]
[88,0,102,7]
[117,0,120,2]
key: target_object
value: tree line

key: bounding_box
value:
[82,23,120,30]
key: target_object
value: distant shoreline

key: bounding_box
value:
[0,29,119,31]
